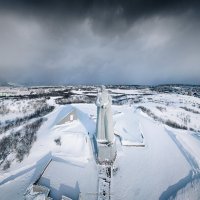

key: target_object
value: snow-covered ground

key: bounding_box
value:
[0,86,200,200]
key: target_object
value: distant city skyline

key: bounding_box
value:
[0,0,200,85]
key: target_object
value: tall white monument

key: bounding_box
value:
[95,86,116,163]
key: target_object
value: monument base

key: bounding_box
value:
[97,141,117,164]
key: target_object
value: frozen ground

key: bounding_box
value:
[0,86,200,200]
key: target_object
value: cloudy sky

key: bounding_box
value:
[0,0,200,85]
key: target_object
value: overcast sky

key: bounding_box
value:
[0,0,200,85]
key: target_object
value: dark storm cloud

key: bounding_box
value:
[0,0,200,85]
[1,0,200,24]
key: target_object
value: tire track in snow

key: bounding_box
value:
[166,129,199,172]
[159,129,200,200]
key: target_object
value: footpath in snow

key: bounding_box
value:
[97,164,112,200]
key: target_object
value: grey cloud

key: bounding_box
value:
[1,0,200,17]
[0,1,200,85]
[1,0,200,32]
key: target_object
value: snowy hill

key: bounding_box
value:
[0,85,200,200]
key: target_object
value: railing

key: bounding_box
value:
[79,192,114,200]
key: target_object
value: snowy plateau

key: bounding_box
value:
[0,85,200,200]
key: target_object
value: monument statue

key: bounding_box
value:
[96,86,114,143]
[95,86,116,163]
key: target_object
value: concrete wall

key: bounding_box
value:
[97,142,117,164]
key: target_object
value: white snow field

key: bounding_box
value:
[0,86,200,200]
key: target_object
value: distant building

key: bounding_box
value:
[57,109,77,125]
[95,86,117,163]
[25,184,76,200]
[61,195,73,200]
[24,184,53,200]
